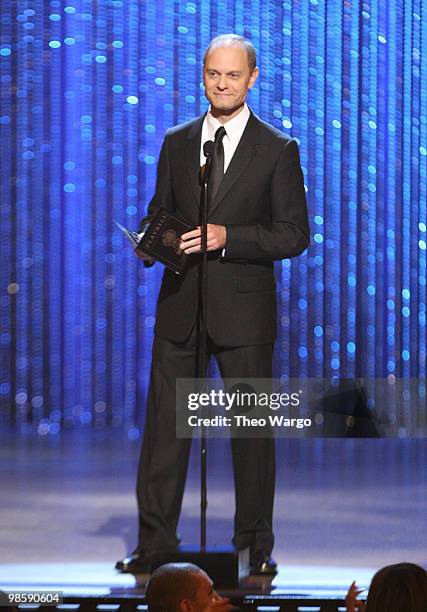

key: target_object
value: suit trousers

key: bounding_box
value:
[136,329,276,556]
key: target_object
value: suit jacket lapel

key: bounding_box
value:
[208,112,261,219]
[185,115,205,209]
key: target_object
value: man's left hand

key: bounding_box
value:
[180,224,226,254]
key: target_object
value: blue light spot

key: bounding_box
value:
[367,285,375,296]
[128,427,140,440]
[49,422,61,435]
[402,306,410,317]
[387,360,395,372]
[419,240,426,250]
[178,26,188,34]
[145,66,155,74]
[402,289,410,299]
[64,6,77,13]
[144,124,155,133]
[314,325,323,337]
[64,182,76,192]
[64,37,76,45]
[154,77,166,86]
[127,95,139,104]
[419,223,426,232]
[81,114,92,123]
[314,255,323,265]
[186,95,196,103]
[330,358,340,370]
[127,174,137,184]
[64,161,75,170]
[49,40,61,48]
[402,350,410,361]
[378,35,387,43]
[112,40,124,48]
[144,155,155,165]
[348,274,356,287]
[0,383,11,395]
[282,119,292,128]
[49,13,61,21]
[347,342,356,353]
[387,300,395,310]
[368,120,377,129]
[126,205,137,215]
[0,115,11,124]
[298,346,308,359]
[332,119,341,128]
[314,233,323,243]
[22,151,34,160]
[331,341,340,352]
[314,215,324,225]
[112,84,123,93]
[95,55,107,63]
[112,155,123,165]
[0,47,12,57]
[298,299,307,310]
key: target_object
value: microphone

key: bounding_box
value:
[203,140,215,157]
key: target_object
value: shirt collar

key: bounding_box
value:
[205,103,250,146]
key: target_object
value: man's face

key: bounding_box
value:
[203,44,258,116]
[188,571,223,612]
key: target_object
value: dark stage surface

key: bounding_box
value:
[1,429,426,600]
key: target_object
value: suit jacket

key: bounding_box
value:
[140,110,310,346]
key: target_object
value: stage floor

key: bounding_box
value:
[0,429,426,598]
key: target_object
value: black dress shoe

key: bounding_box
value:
[250,551,278,576]
[115,549,151,574]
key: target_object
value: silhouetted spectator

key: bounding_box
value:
[346,562,427,612]
[145,562,233,612]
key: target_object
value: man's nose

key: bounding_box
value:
[217,75,228,89]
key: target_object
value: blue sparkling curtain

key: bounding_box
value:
[0,0,426,435]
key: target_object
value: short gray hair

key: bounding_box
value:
[203,34,257,73]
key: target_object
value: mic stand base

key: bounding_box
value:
[148,546,250,588]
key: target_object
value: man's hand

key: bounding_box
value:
[180,224,226,254]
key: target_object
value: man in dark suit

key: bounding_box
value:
[116,34,310,576]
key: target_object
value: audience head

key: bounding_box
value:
[145,562,230,612]
[366,562,427,612]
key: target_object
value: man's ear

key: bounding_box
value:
[179,599,193,612]
[248,66,259,89]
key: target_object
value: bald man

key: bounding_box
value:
[145,563,233,612]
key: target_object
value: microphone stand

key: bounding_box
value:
[199,141,215,551]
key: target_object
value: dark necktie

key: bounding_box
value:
[208,126,226,209]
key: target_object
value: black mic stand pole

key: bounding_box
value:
[199,141,214,552]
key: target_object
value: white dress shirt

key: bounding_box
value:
[200,102,250,172]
